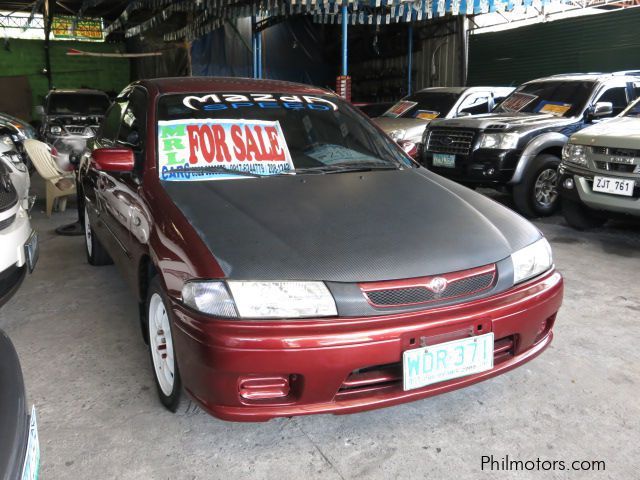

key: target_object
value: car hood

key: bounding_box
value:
[374,117,431,142]
[429,112,576,132]
[570,117,640,149]
[163,169,541,282]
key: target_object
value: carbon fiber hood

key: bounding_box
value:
[163,169,541,282]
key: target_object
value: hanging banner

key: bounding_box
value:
[157,119,295,181]
[52,15,104,41]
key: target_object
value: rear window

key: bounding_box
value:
[156,93,410,181]
[47,93,111,116]
[382,92,461,119]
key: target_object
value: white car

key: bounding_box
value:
[0,154,37,307]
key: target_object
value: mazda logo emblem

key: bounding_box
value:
[427,277,448,294]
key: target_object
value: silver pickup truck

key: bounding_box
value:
[558,96,640,228]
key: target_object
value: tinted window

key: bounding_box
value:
[47,93,110,115]
[598,87,628,115]
[100,104,123,143]
[495,81,595,117]
[458,94,490,115]
[382,92,461,119]
[117,89,147,148]
[156,93,409,178]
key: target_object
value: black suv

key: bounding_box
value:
[420,73,640,217]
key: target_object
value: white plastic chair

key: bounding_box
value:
[23,139,77,217]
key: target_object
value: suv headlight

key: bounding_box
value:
[388,129,406,142]
[182,280,337,319]
[50,125,64,135]
[562,143,587,166]
[479,132,519,149]
[511,238,553,284]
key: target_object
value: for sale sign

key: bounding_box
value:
[157,119,294,181]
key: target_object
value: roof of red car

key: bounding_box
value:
[137,76,332,96]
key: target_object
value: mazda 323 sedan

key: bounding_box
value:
[80,78,563,421]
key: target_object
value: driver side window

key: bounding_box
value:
[597,87,629,116]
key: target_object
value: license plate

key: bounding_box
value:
[403,333,494,391]
[24,231,38,273]
[432,153,455,168]
[593,176,635,197]
[21,406,40,480]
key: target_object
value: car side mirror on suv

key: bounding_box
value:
[92,147,135,173]
[588,101,614,120]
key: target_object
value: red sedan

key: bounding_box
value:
[80,77,563,421]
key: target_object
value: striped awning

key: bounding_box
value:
[105,0,568,39]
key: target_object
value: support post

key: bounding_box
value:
[407,24,413,96]
[256,29,262,79]
[251,16,258,79]
[43,0,52,90]
[341,5,348,76]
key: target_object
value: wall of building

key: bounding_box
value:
[0,39,130,119]
[468,8,640,86]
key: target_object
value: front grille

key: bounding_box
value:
[0,214,15,231]
[362,268,496,308]
[65,125,95,135]
[426,128,475,156]
[592,146,640,157]
[335,335,516,400]
[594,161,637,173]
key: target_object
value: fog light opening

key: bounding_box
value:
[239,375,291,401]
[563,178,574,190]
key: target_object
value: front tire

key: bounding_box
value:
[562,198,607,230]
[84,207,113,266]
[513,154,560,218]
[146,277,196,414]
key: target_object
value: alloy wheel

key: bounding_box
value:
[534,168,559,208]
[149,293,175,396]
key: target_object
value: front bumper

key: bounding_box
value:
[422,149,520,185]
[171,269,563,422]
[0,206,37,307]
[559,165,640,216]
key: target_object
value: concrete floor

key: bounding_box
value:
[1,193,639,480]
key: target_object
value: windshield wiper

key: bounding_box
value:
[172,166,265,178]
[293,162,401,175]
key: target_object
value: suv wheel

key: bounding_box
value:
[513,154,560,217]
[84,207,113,266]
[562,198,607,230]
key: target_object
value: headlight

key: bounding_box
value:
[50,125,63,135]
[511,238,553,284]
[479,132,519,149]
[182,280,337,319]
[388,129,406,142]
[562,143,587,166]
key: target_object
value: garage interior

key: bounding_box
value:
[0,0,639,479]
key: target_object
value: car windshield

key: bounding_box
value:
[494,81,594,117]
[156,93,411,181]
[381,92,461,120]
[48,93,111,115]
[622,97,640,117]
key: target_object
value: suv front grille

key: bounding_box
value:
[594,161,637,173]
[66,126,96,136]
[426,128,475,156]
[591,146,640,157]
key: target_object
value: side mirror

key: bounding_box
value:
[457,111,472,118]
[591,101,613,118]
[92,147,135,172]
[34,105,45,119]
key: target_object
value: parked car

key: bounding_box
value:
[37,89,111,171]
[374,87,515,157]
[354,102,395,119]
[559,95,640,228]
[0,329,39,480]
[80,77,563,421]
[0,133,32,211]
[0,161,38,308]
[421,73,640,217]
[0,113,37,174]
